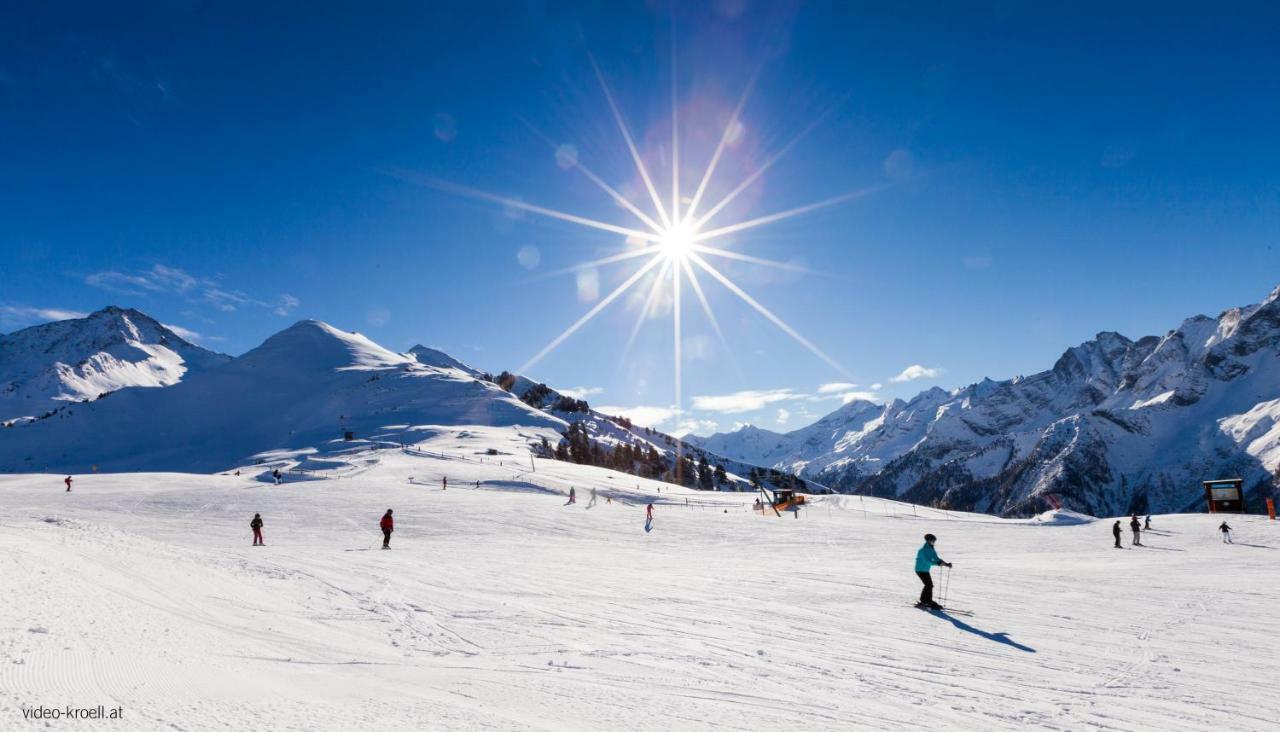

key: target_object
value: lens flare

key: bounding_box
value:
[410,37,875,428]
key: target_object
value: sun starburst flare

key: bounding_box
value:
[409,44,873,433]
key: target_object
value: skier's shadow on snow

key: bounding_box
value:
[929,612,1036,653]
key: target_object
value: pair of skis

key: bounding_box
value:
[912,603,974,616]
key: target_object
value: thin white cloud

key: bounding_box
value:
[559,386,604,400]
[776,408,791,424]
[161,323,203,343]
[84,264,300,317]
[871,383,883,390]
[150,264,197,292]
[274,294,300,317]
[840,391,882,404]
[672,418,719,437]
[85,271,163,296]
[818,382,859,394]
[0,305,89,329]
[890,364,942,383]
[595,405,679,428]
[691,388,797,414]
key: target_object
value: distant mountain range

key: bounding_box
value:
[0,310,769,491]
[4,289,1277,517]
[690,285,1280,516]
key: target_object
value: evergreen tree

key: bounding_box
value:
[697,455,713,490]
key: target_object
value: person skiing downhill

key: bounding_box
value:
[272,469,282,486]
[588,487,597,508]
[1112,520,1122,548]
[914,533,952,610]
[646,503,654,522]
[64,476,72,492]
[1219,521,1233,544]
[1144,515,1152,530]
[568,487,576,505]
[380,509,394,549]
[250,513,264,546]
[1130,515,1142,546]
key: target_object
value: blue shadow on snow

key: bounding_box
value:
[928,611,1036,653]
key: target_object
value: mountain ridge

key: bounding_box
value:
[691,285,1280,516]
[0,306,230,424]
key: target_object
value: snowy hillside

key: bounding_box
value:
[0,311,787,495]
[694,285,1280,516]
[0,320,566,474]
[0,306,229,424]
[3,443,1279,730]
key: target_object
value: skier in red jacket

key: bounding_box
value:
[380,509,394,549]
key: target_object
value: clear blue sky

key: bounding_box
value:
[2,2,1277,435]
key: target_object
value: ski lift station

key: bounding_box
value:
[1203,478,1245,513]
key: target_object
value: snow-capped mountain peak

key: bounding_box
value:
[236,320,414,372]
[407,344,480,375]
[0,306,229,423]
[699,284,1280,516]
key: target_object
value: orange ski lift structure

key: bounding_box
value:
[754,484,807,516]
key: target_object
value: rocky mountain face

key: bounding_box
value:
[0,306,230,424]
[693,286,1280,517]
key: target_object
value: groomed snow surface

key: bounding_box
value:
[4,427,1279,731]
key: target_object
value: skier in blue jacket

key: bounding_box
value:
[915,533,952,609]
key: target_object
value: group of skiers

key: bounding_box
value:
[1110,514,1236,546]
[1112,515,1151,547]
[52,474,1250,600]
[244,509,395,549]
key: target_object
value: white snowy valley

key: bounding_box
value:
[1,297,1278,730]
[3,447,1279,730]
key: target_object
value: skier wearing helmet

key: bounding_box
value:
[914,533,952,610]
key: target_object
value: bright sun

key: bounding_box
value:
[658,222,697,260]
[415,42,871,389]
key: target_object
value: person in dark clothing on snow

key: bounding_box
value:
[250,513,264,546]
[914,534,952,610]
[272,469,282,485]
[1129,515,1142,546]
[1219,521,1233,544]
[380,509,394,549]
[1144,515,1151,530]
[64,476,73,492]
[1112,520,1122,548]
[568,487,576,505]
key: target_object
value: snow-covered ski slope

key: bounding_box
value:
[3,428,1278,730]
